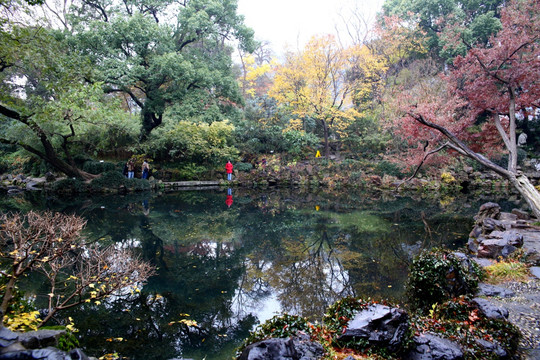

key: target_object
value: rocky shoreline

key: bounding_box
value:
[468,202,540,359]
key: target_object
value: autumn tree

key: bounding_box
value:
[269,35,359,159]
[0,211,154,329]
[237,41,275,99]
[399,0,540,217]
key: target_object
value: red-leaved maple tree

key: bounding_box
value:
[399,0,540,218]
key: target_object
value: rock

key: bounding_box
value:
[68,349,91,360]
[472,298,509,320]
[474,202,501,223]
[405,333,464,360]
[481,218,505,233]
[499,212,518,222]
[7,186,23,195]
[337,304,409,352]
[468,225,482,239]
[26,181,43,191]
[44,172,56,182]
[477,231,523,258]
[529,267,540,279]
[291,334,324,360]
[477,283,516,298]
[0,329,93,360]
[0,328,19,348]
[0,347,66,360]
[474,338,507,358]
[18,330,65,349]
[472,257,495,268]
[512,209,531,220]
[237,335,324,360]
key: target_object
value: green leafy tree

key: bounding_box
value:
[144,118,238,169]
[68,0,255,140]
[381,0,504,61]
[0,23,135,179]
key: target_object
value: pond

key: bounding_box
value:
[1,188,520,360]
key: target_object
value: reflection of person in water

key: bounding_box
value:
[226,188,233,208]
[142,199,150,215]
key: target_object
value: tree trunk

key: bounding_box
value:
[411,113,540,219]
[0,276,17,327]
[322,120,330,159]
[0,103,97,181]
[140,108,163,141]
[508,173,540,220]
[19,141,97,181]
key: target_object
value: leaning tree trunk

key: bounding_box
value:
[507,173,540,220]
[410,113,540,219]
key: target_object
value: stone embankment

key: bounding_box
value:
[0,327,95,360]
[467,202,540,360]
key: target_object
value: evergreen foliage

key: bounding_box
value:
[406,249,484,313]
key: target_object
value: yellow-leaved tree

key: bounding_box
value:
[269,35,360,158]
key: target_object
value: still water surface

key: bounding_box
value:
[4,188,518,359]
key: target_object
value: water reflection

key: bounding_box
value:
[0,189,519,360]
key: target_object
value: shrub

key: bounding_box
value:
[235,162,253,172]
[406,249,484,313]
[176,163,207,180]
[323,297,370,332]
[236,314,315,356]
[49,178,86,194]
[89,171,126,191]
[373,160,404,178]
[417,296,521,359]
[82,161,117,175]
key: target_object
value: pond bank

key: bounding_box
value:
[465,201,540,358]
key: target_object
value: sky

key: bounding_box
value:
[236,0,386,55]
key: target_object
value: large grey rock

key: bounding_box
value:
[0,347,66,360]
[0,328,18,348]
[474,203,500,223]
[337,304,409,352]
[472,298,509,320]
[476,231,524,259]
[238,335,324,360]
[18,330,65,350]
[291,334,324,360]
[477,283,515,298]
[68,349,90,360]
[405,333,464,360]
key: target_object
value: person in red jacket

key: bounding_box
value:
[225,160,233,181]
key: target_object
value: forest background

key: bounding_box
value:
[1,0,539,203]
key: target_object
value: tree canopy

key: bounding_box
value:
[69,0,255,139]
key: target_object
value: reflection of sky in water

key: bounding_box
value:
[248,293,281,324]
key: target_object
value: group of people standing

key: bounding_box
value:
[124,159,150,179]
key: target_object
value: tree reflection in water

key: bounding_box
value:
[4,188,516,360]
